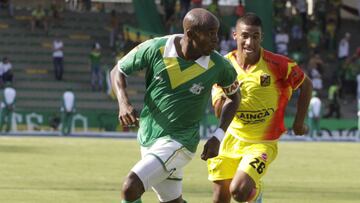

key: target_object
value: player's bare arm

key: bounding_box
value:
[213,95,226,118]
[110,66,138,127]
[293,75,313,135]
[218,91,240,132]
[201,90,240,160]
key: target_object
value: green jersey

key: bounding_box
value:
[89,50,101,66]
[118,34,238,152]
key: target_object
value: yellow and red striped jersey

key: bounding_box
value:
[212,49,305,142]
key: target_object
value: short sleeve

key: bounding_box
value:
[117,39,153,76]
[286,63,305,90]
[217,60,239,95]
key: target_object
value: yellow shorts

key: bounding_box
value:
[207,132,278,188]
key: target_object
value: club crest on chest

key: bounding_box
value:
[189,83,204,95]
[260,73,271,87]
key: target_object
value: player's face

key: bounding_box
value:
[233,22,262,59]
[193,25,219,56]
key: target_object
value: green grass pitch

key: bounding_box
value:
[0,136,359,203]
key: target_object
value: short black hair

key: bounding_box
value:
[236,12,262,28]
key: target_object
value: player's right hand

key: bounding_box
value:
[201,136,220,161]
[118,104,139,127]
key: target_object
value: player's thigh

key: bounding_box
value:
[134,138,194,192]
[207,133,242,181]
[151,171,183,202]
[236,142,278,188]
[131,154,171,191]
[207,155,239,181]
[149,139,194,202]
[141,138,194,172]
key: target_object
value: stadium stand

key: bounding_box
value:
[0,6,145,131]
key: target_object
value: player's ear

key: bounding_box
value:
[232,31,237,40]
[187,29,196,40]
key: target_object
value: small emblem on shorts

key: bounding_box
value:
[169,168,176,175]
[261,153,268,161]
[189,83,204,95]
[260,73,271,86]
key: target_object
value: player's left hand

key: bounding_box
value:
[292,123,308,136]
[201,136,220,161]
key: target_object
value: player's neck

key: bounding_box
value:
[236,51,260,69]
[176,36,201,61]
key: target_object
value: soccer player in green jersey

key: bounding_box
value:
[111,8,240,203]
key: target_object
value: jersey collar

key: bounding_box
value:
[163,34,210,70]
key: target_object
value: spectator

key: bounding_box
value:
[180,0,191,20]
[31,4,48,33]
[0,57,13,85]
[331,0,342,29]
[307,25,322,50]
[191,0,202,8]
[0,0,13,17]
[315,0,327,33]
[207,0,220,18]
[0,85,16,132]
[310,66,323,91]
[295,0,308,33]
[235,0,245,18]
[219,34,231,56]
[49,0,63,28]
[325,9,337,50]
[337,32,351,62]
[273,0,286,15]
[60,89,75,135]
[89,42,102,91]
[290,45,305,66]
[83,0,91,11]
[308,91,322,138]
[109,10,119,48]
[52,35,64,80]
[341,58,358,98]
[291,15,303,43]
[351,49,360,99]
[324,83,341,119]
[115,33,126,57]
[67,0,79,11]
[284,0,293,19]
[161,0,177,22]
[166,13,181,34]
[357,73,360,100]
[308,52,324,72]
[307,53,324,91]
[275,26,290,55]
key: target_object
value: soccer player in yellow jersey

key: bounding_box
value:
[205,13,313,203]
